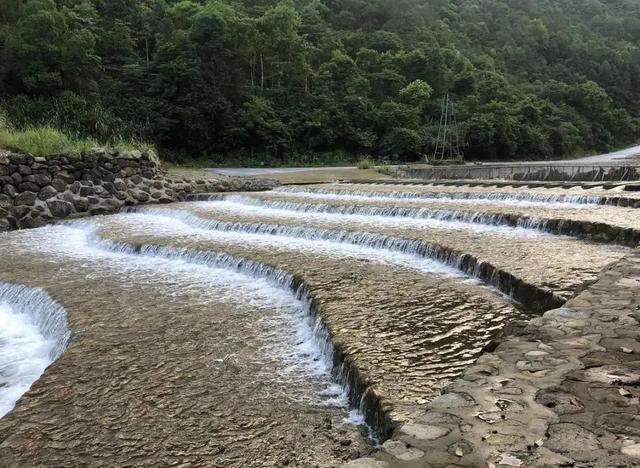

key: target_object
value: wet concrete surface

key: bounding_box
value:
[294,182,640,203]
[0,226,370,467]
[1,180,638,467]
[176,199,629,302]
[93,213,526,421]
[263,186,640,232]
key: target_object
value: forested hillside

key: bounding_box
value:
[1,0,639,163]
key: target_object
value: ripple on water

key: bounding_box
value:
[4,225,353,409]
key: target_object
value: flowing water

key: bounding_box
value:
[0,181,634,466]
[0,284,69,417]
[272,185,602,207]
[192,195,548,237]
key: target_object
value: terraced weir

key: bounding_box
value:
[0,180,638,466]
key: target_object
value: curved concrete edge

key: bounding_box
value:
[348,249,640,467]
[339,179,640,200]
[162,199,567,311]
[76,236,395,439]
[190,191,640,248]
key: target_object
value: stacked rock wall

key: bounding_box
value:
[0,149,277,231]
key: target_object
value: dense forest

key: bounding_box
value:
[0,0,639,163]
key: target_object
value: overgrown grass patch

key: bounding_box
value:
[356,158,377,169]
[0,126,152,156]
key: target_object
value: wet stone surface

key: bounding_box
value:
[1,180,639,467]
[176,198,629,303]
[353,251,640,467]
[93,213,527,420]
[0,227,371,467]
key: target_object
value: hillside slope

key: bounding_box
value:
[0,0,638,162]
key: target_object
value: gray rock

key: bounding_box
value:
[18,214,46,229]
[131,190,150,202]
[428,392,476,409]
[17,164,32,175]
[8,153,28,165]
[24,172,52,186]
[12,205,31,219]
[89,206,112,215]
[51,178,67,192]
[113,180,127,191]
[545,423,601,453]
[536,390,584,414]
[79,186,95,197]
[14,191,37,206]
[0,194,12,209]
[56,170,75,183]
[2,184,16,197]
[38,186,58,201]
[46,199,73,218]
[18,181,41,192]
[69,181,82,194]
[72,197,90,212]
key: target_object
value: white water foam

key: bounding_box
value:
[8,224,353,411]
[0,284,69,418]
[194,196,547,238]
[274,185,601,207]
[118,209,467,278]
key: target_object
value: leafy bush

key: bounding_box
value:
[357,158,376,170]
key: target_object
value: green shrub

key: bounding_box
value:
[357,158,376,169]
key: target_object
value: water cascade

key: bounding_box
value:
[13,223,387,436]
[191,196,640,246]
[0,283,70,418]
[127,208,563,310]
[274,186,603,207]
[194,195,546,237]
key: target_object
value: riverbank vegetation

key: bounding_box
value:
[0,110,150,155]
[1,0,638,164]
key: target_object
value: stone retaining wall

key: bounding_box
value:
[0,149,277,230]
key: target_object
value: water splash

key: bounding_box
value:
[194,195,547,237]
[0,283,70,418]
[273,185,602,207]
[122,209,557,309]
[10,223,378,430]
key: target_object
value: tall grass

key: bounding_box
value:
[356,158,377,169]
[0,126,152,156]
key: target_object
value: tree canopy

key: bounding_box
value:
[1,0,638,163]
